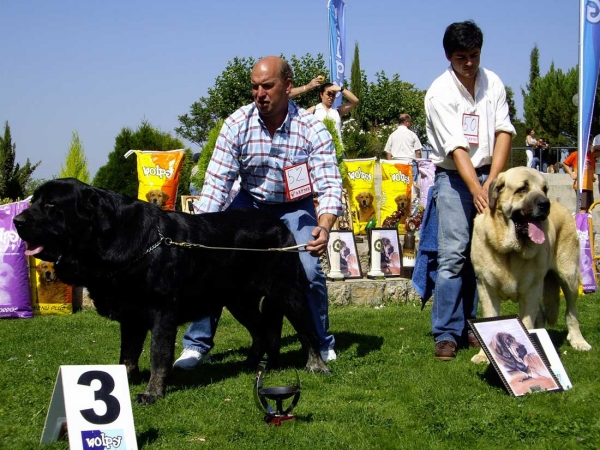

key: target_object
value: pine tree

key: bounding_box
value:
[58,131,90,183]
[0,121,40,200]
[349,42,364,128]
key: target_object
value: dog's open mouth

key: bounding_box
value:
[25,243,44,256]
[513,218,545,244]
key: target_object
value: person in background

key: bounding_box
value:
[290,76,325,99]
[174,56,343,370]
[306,83,359,137]
[384,114,422,161]
[562,139,600,213]
[425,20,516,361]
[384,113,422,182]
[525,128,540,170]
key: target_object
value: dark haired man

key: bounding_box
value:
[425,21,516,360]
[174,56,343,369]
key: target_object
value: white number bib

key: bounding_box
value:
[462,113,479,145]
[284,162,312,201]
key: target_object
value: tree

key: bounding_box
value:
[506,87,517,124]
[58,131,90,183]
[93,121,187,199]
[288,53,328,110]
[176,54,328,146]
[349,42,365,128]
[0,121,40,200]
[522,63,578,146]
[190,120,224,193]
[361,71,427,140]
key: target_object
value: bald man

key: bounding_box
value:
[174,56,343,369]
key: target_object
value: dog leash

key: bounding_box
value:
[157,229,309,253]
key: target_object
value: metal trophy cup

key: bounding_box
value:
[254,361,302,426]
[327,231,345,281]
[367,230,385,279]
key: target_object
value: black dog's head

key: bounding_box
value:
[13,179,117,264]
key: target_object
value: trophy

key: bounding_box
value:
[254,361,302,426]
[367,230,385,279]
[327,231,345,280]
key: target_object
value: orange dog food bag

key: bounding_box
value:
[125,149,185,211]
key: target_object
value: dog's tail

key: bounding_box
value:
[542,273,561,326]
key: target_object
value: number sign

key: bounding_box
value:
[41,365,137,449]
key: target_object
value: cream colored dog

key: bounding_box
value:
[471,167,591,364]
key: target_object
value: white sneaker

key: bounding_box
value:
[320,349,337,362]
[173,349,211,370]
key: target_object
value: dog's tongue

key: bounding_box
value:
[528,220,545,244]
[25,243,44,256]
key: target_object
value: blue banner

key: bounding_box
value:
[328,0,346,108]
[577,1,600,193]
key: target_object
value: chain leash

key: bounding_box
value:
[157,229,308,253]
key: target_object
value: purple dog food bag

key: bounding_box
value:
[0,199,33,318]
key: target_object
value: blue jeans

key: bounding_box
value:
[431,169,487,345]
[182,190,334,354]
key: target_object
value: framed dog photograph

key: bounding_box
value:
[367,228,402,277]
[468,315,563,396]
[180,195,200,214]
[327,230,362,279]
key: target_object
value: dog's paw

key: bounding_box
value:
[135,393,160,405]
[568,338,592,351]
[471,352,489,364]
[305,365,332,375]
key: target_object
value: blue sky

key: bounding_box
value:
[1,0,580,180]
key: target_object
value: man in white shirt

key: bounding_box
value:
[425,20,516,361]
[384,114,422,161]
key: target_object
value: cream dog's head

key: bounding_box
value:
[488,167,550,244]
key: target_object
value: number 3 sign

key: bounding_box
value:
[41,365,137,449]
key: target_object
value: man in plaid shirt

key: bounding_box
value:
[174,56,343,369]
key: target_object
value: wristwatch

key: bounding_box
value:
[340,86,345,92]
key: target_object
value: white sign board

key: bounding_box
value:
[41,365,137,449]
[529,329,573,390]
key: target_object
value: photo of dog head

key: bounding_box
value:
[488,167,550,244]
[488,330,557,394]
[355,192,376,223]
[489,331,530,375]
[145,189,170,209]
[379,236,401,275]
[0,261,15,305]
[36,261,58,283]
[35,260,69,304]
[394,194,410,211]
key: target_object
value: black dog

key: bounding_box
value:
[13,178,328,404]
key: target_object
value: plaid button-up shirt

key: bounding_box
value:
[197,100,343,218]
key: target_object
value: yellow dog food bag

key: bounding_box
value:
[29,257,73,315]
[125,149,185,211]
[380,160,413,234]
[343,157,377,235]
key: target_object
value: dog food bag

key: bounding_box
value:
[343,157,377,235]
[29,257,73,315]
[0,199,33,319]
[125,149,185,211]
[380,160,413,234]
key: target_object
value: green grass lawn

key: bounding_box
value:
[1,295,599,449]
